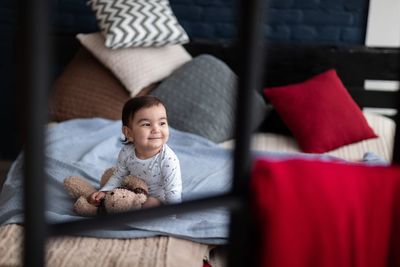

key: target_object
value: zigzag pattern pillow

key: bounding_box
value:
[88,0,190,49]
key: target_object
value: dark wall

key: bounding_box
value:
[172,0,370,44]
[0,0,17,160]
[0,0,370,160]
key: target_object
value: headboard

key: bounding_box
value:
[183,40,400,111]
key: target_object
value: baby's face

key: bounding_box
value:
[125,104,169,159]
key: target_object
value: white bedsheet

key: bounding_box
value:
[221,112,395,162]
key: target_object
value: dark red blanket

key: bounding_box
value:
[251,159,400,267]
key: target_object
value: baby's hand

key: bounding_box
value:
[142,197,162,208]
[87,191,106,206]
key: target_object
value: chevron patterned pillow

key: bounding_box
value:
[88,0,190,49]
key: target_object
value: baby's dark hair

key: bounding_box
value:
[122,95,165,126]
[121,95,166,143]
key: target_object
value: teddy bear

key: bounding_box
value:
[63,167,149,216]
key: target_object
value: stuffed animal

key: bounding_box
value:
[63,167,149,216]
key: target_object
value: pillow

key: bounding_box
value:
[151,54,269,143]
[264,69,377,153]
[77,32,192,97]
[88,0,189,49]
[49,48,131,121]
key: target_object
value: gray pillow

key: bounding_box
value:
[151,54,269,143]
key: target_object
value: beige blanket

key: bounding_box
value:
[0,224,211,267]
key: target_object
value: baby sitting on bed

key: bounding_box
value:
[88,96,182,208]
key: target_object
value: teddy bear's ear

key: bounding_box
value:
[64,176,97,199]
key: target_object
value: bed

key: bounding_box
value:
[1,2,400,266]
[0,36,398,266]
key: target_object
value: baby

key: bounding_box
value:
[88,96,182,208]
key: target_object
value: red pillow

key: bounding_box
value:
[263,69,377,153]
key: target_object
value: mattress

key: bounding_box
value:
[1,112,393,267]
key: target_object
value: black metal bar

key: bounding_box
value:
[228,0,266,266]
[391,47,400,163]
[49,194,241,236]
[392,98,400,163]
[393,120,400,163]
[232,0,266,195]
[17,0,50,266]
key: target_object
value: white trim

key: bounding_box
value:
[364,80,400,91]
[363,107,398,117]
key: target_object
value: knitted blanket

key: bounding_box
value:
[0,224,210,267]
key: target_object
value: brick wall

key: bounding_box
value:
[170,0,369,44]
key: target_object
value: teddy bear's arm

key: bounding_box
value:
[64,176,97,199]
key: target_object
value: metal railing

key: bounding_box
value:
[18,0,266,266]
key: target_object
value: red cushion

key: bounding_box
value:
[251,158,400,267]
[264,69,377,153]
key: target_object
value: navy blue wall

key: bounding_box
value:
[0,0,370,159]
[0,0,17,160]
[171,0,369,44]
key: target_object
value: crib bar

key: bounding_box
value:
[17,0,50,266]
[392,106,400,163]
[228,0,266,266]
[391,56,400,163]
[231,0,265,195]
[49,194,241,236]
[389,51,400,163]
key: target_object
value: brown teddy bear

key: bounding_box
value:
[63,167,149,216]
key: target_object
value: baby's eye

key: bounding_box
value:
[160,121,167,126]
[141,123,151,127]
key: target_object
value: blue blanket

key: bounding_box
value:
[0,118,386,244]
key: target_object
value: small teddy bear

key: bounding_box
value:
[63,167,149,216]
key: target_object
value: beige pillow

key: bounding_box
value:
[76,32,192,97]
